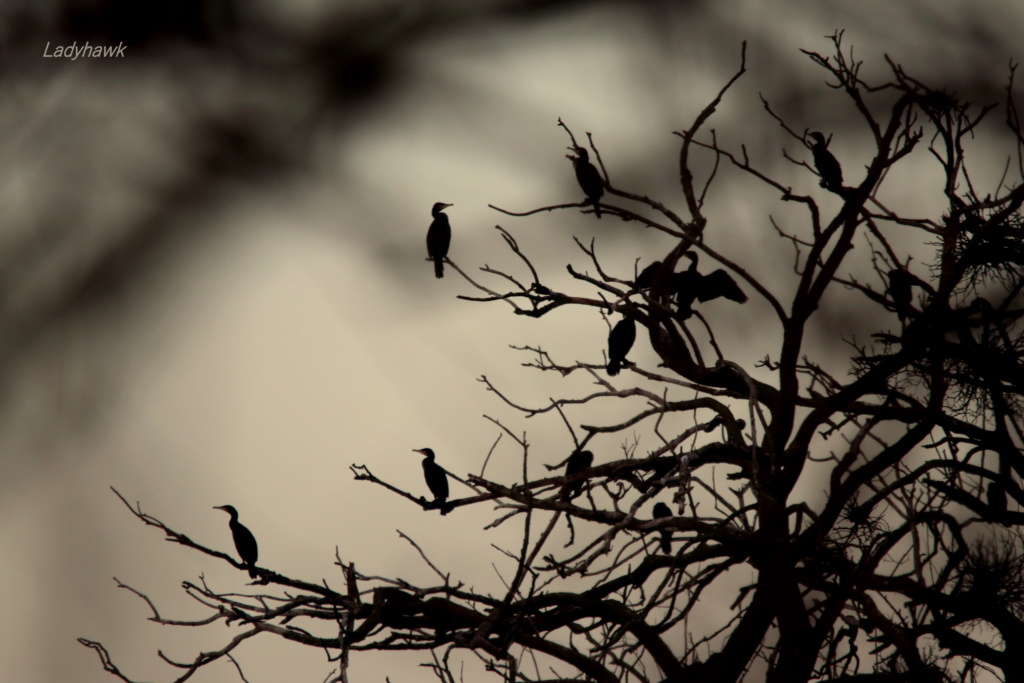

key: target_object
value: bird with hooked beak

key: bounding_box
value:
[413,447,452,514]
[426,202,452,278]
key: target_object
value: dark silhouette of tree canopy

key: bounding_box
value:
[81,33,1024,683]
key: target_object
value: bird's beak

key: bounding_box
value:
[412,448,426,454]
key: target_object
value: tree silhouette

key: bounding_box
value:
[81,33,1024,683]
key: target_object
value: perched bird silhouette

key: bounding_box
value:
[652,502,673,554]
[635,261,662,290]
[809,132,844,194]
[886,268,934,324]
[672,253,747,318]
[607,315,636,376]
[213,505,259,578]
[887,269,914,323]
[561,449,594,500]
[426,202,452,278]
[414,447,451,514]
[572,147,604,218]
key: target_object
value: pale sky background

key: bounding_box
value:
[1,1,1022,682]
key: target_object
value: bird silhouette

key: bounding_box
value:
[426,202,452,278]
[561,449,594,500]
[887,269,914,324]
[213,505,259,578]
[635,261,662,290]
[572,147,604,218]
[988,480,1007,517]
[607,315,636,376]
[809,132,844,194]
[672,253,747,319]
[652,502,673,554]
[413,448,452,514]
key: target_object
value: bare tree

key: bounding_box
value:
[81,33,1024,683]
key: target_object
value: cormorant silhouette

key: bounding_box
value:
[426,202,452,278]
[988,480,1007,516]
[635,261,661,290]
[886,268,934,324]
[887,269,913,323]
[652,502,673,554]
[671,255,701,318]
[672,253,747,318]
[213,505,259,578]
[561,449,594,500]
[572,147,604,218]
[414,448,451,514]
[809,132,844,194]
[607,315,636,376]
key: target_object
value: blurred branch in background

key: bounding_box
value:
[1,0,692,433]
[0,0,1015,403]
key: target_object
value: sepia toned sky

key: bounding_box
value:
[0,1,1021,681]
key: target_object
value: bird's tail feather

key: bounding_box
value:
[434,258,444,278]
[660,532,671,555]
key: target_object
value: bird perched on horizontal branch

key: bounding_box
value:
[561,449,594,500]
[571,146,604,218]
[213,505,259,578]
[413,447,452,514]
[607,315,636,376]
[426,202,452,278]
[652,502,673,554]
